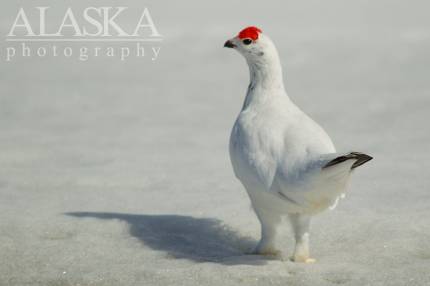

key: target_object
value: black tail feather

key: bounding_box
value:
[323,152,373,169]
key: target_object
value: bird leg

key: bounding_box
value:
[252,207,281,256]
[254,223,280,255]
[289,213,315,263]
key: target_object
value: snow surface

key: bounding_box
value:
[1,1,430,285]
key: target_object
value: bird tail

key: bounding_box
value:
[323,152,373,170]
[272,152,373,214]
[297,152,372,212]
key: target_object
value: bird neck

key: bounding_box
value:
[242,53,288,109]
[248,58,284,90]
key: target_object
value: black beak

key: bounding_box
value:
[224,40,236,48]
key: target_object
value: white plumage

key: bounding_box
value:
[224,27,372,263]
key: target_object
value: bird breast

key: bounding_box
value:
[229,108,285,190]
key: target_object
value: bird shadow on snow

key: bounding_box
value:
[65,212,268,265]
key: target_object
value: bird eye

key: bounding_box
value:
[242,39,252,45]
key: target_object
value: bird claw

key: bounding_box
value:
[304,258,316,263]
[290,256,316,263]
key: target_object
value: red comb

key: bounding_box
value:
[238,26,262,40]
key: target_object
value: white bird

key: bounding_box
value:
[224,26,372,263]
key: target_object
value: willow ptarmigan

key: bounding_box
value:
[225,26,372,263]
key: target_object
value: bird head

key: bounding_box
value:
[224,26,278,64]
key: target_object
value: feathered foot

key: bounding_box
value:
[251,242,282,257]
